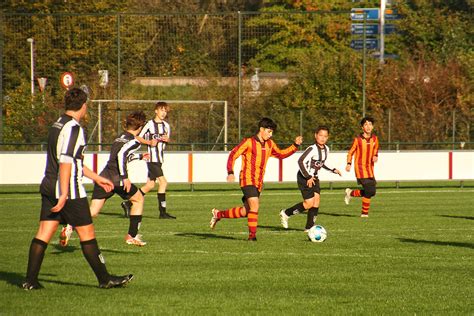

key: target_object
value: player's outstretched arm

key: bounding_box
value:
[83,166,114,192]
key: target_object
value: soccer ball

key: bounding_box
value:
[307,225,327,243]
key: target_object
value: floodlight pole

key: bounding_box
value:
[27,38,34,95]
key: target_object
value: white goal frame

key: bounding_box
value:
[89,99,228,151]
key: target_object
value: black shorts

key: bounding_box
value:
[297,171,320,200]
[147,162,164,180]
[357,177,377,188]
[40,195,92,227]
[241,185,260,204]
[91,182,138,200]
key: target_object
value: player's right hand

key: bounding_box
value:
[306,177,315,188]
[345,164,351,172]
[227,174,235,183]
[51,195,67,213]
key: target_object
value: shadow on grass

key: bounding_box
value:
[258,225,301,232]
[175,232,239,240]
[97,211,128,219]
[50,244,137,255]
[439,215,474,220]
[98,211,156,220]
[319,212,357,218]
[50,244,79,254]
[0,271,60,288]
[398,238,474,249]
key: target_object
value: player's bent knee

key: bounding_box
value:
[303,199,313,209]
[364,188,376,198]
[75,224,96,241]
[130,191,144,204]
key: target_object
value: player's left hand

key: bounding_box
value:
[294,136,303,146]
[334,169,342,176]
[306,177,315,188]
[51,195,67,213]
[123,178,131,193]
[160,135,170,143]
[97,177,114,193]
[373,156,378,163]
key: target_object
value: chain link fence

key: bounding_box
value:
[0,12,472,151]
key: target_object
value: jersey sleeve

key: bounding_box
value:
[165,121,171,139]
[298,146,313,179]
[226,138,249,175]
[138,121,152,139]
[346,138,358,164]
[118,140,141,179]
[59,124,81,164]
[322,146,335,172]
[270,141,298,159]
[373,136,379,157]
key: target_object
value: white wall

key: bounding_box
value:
[0,151,473,185]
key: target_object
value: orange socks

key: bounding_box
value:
[361,197,371,215]
[219,206,247,219]
[247,210,258,238]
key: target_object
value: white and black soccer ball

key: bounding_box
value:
[307,225,327,243]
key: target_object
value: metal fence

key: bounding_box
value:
[0,12,472,149]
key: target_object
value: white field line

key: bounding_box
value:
[1,189,473,200]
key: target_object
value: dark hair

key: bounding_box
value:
[64,88,88,111]
[315,126,330,134]
[258,117,277,132]
[360,116,375,126]
[155,101,169,111]
[126,111,147,130]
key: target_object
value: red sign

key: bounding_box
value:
[60,72,74,89]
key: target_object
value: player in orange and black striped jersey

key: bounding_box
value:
[344,117,379,217]
[209,117,303,241]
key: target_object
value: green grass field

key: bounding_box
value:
[0,183,473,315]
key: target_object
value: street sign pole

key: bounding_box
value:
[380,0,386,65]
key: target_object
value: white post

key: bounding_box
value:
[27,38,34,95]
[98,102,102,151]
[380,0,386,64]
[224,101,228,151]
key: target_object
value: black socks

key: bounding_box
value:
[80,239,109,284]
[25,238,48,283]
[128,215,142,238]
[284,202,305,216]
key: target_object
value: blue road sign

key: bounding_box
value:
[351,8,379,21]
[384,24,396,34]
[351,24,378,35]
[385,9,400,20]
[350,38,379,50]
[351,24,396,35]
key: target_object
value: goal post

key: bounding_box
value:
[89,99,228,151]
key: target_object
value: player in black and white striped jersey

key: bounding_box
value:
[279,126,342,231]
[88,111,149,246]
[23,88,133,290]
[121,102,176,219]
